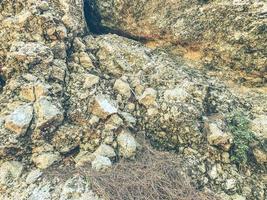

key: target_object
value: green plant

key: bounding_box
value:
[226,111,255,166]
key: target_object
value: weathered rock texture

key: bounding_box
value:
[0,0,266,200]
[87,0,267,86]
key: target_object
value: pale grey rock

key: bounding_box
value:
[206,123,232,151]
[0,161,24,185]
[32,152,61,169]
[94,144,116,159]
[91,155,112,172]
[253,148,267,164]
[83,74,100,89]
[79,52,94,69]
[164,87,189,102]
[60,176,97,200]
[26,169,43,184]
[114,79,131,97]
[224,178,237,191]
[208,165,218,180]
[117,129,138,158]
[138,88,157,108]
[251,115,267,140]
[29,184,51,200]
[35,97,64,130]
[91,95,118,119]
[5,104,33,135]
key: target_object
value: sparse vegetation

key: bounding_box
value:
[226,111,255,166]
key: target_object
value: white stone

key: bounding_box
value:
[251,115,267,140]
[224,178,237,191]
[79,52,94,68]
[114,79,131,97]
[35,97,64,129]
[32,152,61,169]
[91,156,112,171]
[206,123,232,151]
[138,88,157,108]
[0,161,24,185]
[91,95,118,119]
[208,165,218,180]
[26,169,43,184]
[94,144,116,158]
[117,129,138,158]
[5,104,33,135]
[164,87,189,102]
[84,74,100,88]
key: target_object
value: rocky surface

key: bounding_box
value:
[0,0,266,200]
[86,0,267,86]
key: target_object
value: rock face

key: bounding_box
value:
[5,104,33,135]
[87,0,267,86]
[0,0,267,199]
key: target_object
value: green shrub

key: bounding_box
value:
[226,111,255,166]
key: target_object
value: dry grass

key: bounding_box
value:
[88,144,219,200]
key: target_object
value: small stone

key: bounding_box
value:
[94,144,116,158]
[105,114,123,130]
[91,156,112,172]
[206,123,232,151]
[20,84,35,101]
[5,104,33,135]
[32,152,61,169]
[253,148,267,164]
[251,115,267,140]
[91,95,118,119]
[26,169,43,184]
[117,129,138,158]
[35,97,64,130]
[164,87,189,102]
[34,83,50,99]
[0,161,24,185]
[75,151,94,167]
[79,52,94,68]
[84,74,100,88]
[224,178,237,191]
[221,152,231,163]
[138,88,157,108]
[114,79,131,97]
[208,165,218,180]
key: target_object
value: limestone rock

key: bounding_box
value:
[91,155,112,172]
[0,161,24,185]
[114,79,131,97]
[138,88,157,108]
[164,87,189,102]
[20,84,35,101]
[117,129,138,158]
[60,176,100,200]
[32,152,61,169]
[87,0,267,84]
[224,178,237,192]
[79,52,94,69]
[253,148,267,164]
[206,123,232,151]
[35,97,64,130]
[26,169,43,184]
[83,74,100,88]
[94,144,116,159]
[91,95,118,119]
[251,115,267,140]
[5,104,33,135]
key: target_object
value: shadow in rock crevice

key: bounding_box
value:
[83,0,148,42]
